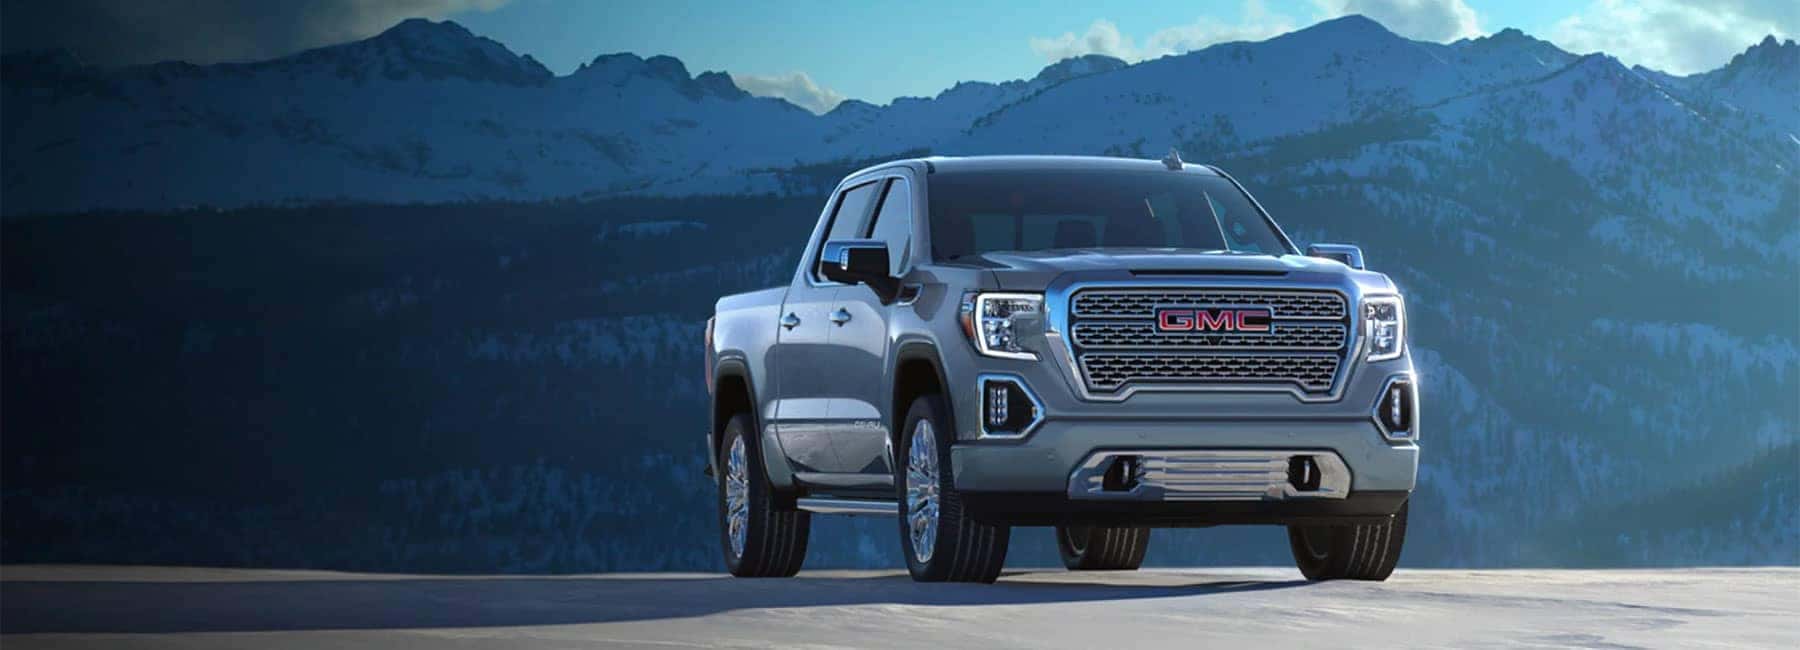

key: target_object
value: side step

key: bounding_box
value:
[795,497,896,516]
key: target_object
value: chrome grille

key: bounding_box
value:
[1075,290,1345,319]
[1068,287,1351,394]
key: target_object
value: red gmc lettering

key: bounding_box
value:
[1155,308,1273,332]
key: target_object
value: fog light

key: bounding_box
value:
[987,384,1009,427]
[977,375,1044,439]
[1375,377,1416,440]
[1103,455,1141,491]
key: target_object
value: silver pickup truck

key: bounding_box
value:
[705,155,1418,583]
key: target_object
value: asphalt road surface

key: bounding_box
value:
[3,565,1796,648]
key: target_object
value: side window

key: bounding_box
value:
[814,181,880,281]
[865,179,912,276]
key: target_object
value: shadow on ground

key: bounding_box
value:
[1,570,1307,633]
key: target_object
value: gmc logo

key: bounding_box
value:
[1156,307,1272,333]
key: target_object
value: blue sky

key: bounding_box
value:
[4,0,1792,113]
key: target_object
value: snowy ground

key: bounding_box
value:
[3,565,1796,648]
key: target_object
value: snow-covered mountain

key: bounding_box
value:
[0,19,1126,213]
[1637,35,1798,147]
[4,15,1791,217]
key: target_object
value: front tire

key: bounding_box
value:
[1056,525,1150,570]
[1287,499,1408,581]
[896,394,1010,583]
[718,413,810,577]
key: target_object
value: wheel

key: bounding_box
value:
[1056,525,1150,570]
[717,413,810,577]
[896,393,1010,583]
[1287,499,1408,581]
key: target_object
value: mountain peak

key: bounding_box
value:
[1735,34,1797,65]
[1476,27,1552,48]
[1701,33,1798,87]
[376,17,472,41]
[286,18,551,86]
[1031,54,1128,85]
[1451,25,1575,69]
[569,52,747,101]
[1301,14,1396,39]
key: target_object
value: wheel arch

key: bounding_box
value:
[711,358,797,491]
[891,342,953,454]
[710,359,756,477]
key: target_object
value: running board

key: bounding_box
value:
[794,497,897,516]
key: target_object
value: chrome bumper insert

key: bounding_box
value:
[1068,450,1351,501]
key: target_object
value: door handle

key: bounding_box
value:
[829,308,852,326]
[781,313,801,330]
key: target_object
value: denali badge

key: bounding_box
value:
[1156,307,1272,333]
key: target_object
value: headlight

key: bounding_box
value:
[960,292,1043,360]
[1363,295,1406,361]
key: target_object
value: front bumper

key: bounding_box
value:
[950,417,1418,527]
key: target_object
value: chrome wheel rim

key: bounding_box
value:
[725,436,749,559]
[905,420,941,564]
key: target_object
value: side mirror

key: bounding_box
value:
[819,239,899,300]
[1305,243,1365,270]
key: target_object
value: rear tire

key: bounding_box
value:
[1286,499,1408,581]
[1055,525,1150,571]
[896,393,1010,583]
[718,413,810,577]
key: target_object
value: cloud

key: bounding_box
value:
[1314,0,1483,42]
[0,0,512,67]
[1029,1,1297,62]
[1548,0,1796,74]
[730,72,849,114]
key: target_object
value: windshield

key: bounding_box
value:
[929,170,1294,260]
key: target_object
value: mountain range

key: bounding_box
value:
[2,15,1793,217]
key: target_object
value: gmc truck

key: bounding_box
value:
[705,154,1418,583]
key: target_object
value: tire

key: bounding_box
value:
[896,393,1010,583]
[1055,525,1151,571]
[1286,499,1408,581]
[717,413,810,577]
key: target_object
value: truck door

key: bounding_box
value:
[826,176,914,476]
[770,180,880,473]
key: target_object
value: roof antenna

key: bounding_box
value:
[1161,147,1184,171]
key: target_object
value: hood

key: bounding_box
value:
[944,248,1392,292]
